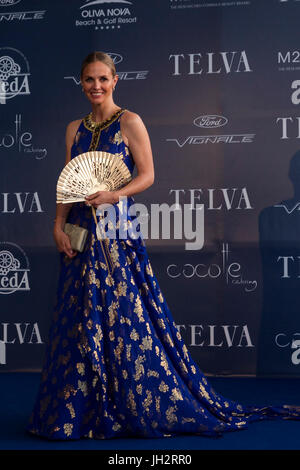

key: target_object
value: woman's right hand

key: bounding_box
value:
[53,226,77,258]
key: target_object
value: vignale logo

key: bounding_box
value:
[166,114,255,146]
[0,0,22,6]
[0,0,46,22]
[76,0,137,31]
[0,242,30,294]
[0,47,30,104]
[64,52,148,83]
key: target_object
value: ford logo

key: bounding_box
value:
[106,53,123,65]
[193,115,228,128]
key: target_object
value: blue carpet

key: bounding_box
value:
[1,373,300,450]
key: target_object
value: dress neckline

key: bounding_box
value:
[83,107,125,132]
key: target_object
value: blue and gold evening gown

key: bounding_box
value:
[27,108,300,440]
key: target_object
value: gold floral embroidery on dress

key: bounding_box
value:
[114,280,127,298]
[142,390,153,412]
[110,129,123,145]
[130,328,139,341]
[147,369,159,378]
[93,324,103,349]
[109,330,115,341]
[114,337,124,365]
[78,380,88,397]
[66,403,75,418]
[63,423,73,436]
[133,354,146,381]
[160,351,172,376]
[108,300,119,327]
[173,375,179,386]
[61,384,77,400]
[92,351,100,366]
[199,383,214,405]
[155,396,161,413]
[164,333,175,348]
[182,344,190,361]
[157,318,166,330]
[76,363,85,376]
[170,388,184,403]
[139,335,153,352]
[120,315,131,326]
[114,376,119,392]
[112,423,122,432]
[105,273,115,286]
[182,417,196,424]
[127,389,138,416]
[126,343,132,361]
[146,262,153,277]
[134,296,145,322]
[88,269,100,287]
[145,322,151,335]
[159,381,169,393]
[166,405,178,424]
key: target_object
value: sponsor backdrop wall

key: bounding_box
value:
[1,0,299,376]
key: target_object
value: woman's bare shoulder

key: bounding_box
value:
[120,110,146,137]
[65,118,82,144]
[66,118,82,134]
[121,109,143,125]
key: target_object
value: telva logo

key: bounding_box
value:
[193,115,228,128]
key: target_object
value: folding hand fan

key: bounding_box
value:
[56,151,132,204]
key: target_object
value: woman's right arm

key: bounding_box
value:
[53,120,81,258]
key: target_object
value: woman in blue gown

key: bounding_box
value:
[27,52,300,440]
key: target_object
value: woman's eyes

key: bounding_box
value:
[85,77,108,82]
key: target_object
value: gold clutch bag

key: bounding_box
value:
[63,223,88,253]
